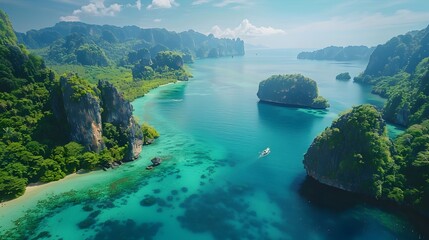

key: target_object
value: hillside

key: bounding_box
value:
[297,46,374,61]
[354,25,429,126]
[0,10,161,201]
[359,25,429,79]
[16,21,245,66]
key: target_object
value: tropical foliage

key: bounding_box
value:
[0,10,164,201]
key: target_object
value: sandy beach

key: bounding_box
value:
[1,173,82,208]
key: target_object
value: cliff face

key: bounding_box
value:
[257,74,329,109]
[303,105,392,196]
[60,74,104,152]
[98,80,143,161]
[57,76,143,160]
[360,24,429,80]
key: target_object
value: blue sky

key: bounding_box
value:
[1,0,429,48]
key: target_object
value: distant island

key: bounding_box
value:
[335,72,351,80]
[297,46,375,61]
[257,74,329,109]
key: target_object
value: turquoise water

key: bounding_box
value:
[0,49,425,239]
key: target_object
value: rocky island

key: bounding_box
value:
[257,74,329,109]
[335,72,351,80]
[303,105,391,195]
[304,104,429,216]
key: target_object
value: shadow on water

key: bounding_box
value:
[256,101,327,130]
[294,175,429,239]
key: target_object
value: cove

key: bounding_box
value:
[0,49,425,239]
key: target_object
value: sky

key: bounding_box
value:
[1,0,429,48]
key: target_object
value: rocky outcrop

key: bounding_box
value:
[60,74,104,152]
[98,80,143,161]
[56,76,143,160]
[303,105,392,195]
[335,72,351,81]
[257,74,329,109]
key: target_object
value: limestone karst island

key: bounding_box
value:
[1,1,429,239]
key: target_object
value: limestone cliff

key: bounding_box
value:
[98,80,143,161]
[60,74,104,152]
[257,74,329,109]
[57,75,143,161]
[303,105,392,196]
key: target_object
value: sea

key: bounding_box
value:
[0,49,425,240]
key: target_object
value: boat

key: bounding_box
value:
[259,147,271,158]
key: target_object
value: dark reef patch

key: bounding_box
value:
[91,219,162,240]
[177,184,269,239]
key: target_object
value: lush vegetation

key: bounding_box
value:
[142,123,160,144]
[353,25,429,127]
[304,105,393,196]
[393,120,429,210]
[304,105,429,214]
[257,74,329,109]
[0,10,167,201]
[50,62,187,102]
[297,46,374,61]
[131,50,191,82]
[335,72,351,81]
[17,21,245,66]
[358,25,429,79]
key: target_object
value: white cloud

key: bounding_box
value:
[136,0,142,10]
[147,0,178,9]
[192,0,210,5]
[210,19,285,39]
[126,0,142,10]
[213,0,250,7]
[153,19,162,22]
[60,15,80,22]
[59,0,122,22]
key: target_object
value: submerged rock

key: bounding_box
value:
[140,196,157,207]
[151,157,162,166]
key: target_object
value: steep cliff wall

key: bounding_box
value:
[58,76,144,161]
[303,105,392,196]
[98,80,143,161]
[60,74,104,152]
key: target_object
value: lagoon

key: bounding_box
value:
[0,49,423,239]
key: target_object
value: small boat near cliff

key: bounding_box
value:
[259,147,271,158]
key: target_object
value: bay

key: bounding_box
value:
[0,49,424,239]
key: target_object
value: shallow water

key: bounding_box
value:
[1,49,425,240]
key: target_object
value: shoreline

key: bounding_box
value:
[0,173,81,207]
[1,81,180,207]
